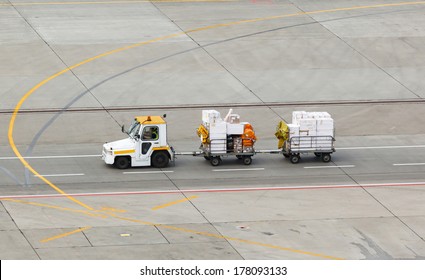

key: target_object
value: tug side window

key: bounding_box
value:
[142,126,159,141]
[142,142,152,155]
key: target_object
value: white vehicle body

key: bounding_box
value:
[102,116,174,169]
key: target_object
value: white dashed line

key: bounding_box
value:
[212,168,265,172]
[393,163,425,166]
[0,155,100,160]
[34,173,85,177]
[123,171,174,174]
[338,145,425,150]
[304,165,355,169]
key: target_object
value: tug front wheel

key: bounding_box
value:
[114,156,131,169]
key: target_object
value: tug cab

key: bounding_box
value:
[102,115,174,169]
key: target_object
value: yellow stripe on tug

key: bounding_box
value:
[114,149,135,155]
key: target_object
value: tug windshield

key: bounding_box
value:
[127,121,141,139]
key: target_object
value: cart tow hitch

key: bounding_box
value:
[255,149,282,154]
[173,151,203,156]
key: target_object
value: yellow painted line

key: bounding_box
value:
[113,149,135,155]
[9,1,425,211]
[4,196,341,259]
[151,195,198,210]
[7,33,185,210]
[2,199,108,218]
[7,0,425,258]
[0,0,235,7]
[185,1,425,33]
[99,206,127,213]
[40,226,91,243]
[110,213,343,260]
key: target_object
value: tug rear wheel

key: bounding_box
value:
[152,151,169,168]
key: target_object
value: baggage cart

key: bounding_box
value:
[196,138,255,166]
[282,135,335,164]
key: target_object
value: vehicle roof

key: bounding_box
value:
[135,116,166,125]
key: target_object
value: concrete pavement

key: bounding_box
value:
[1,0,425,259]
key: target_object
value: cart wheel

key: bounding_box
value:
[283,153,290,158]
[290,154,300,164]
[210,156,221,166]
[236,155,243,160]
[314,152,321,157]
[243,156,252,165]
[321,153,331,163]
[204,156,210,160]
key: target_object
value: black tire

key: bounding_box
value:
[290,154,300,164]
[114,156,131,169]
[283,153,290,158]
[151,151,169,168]
[204,156,210,160]
[210,156,221,166]
[322,153,331,163]
[236,155,243,160]
[314,152,321,157]
[243,156,252,165]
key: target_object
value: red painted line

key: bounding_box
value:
[1,182,425,200]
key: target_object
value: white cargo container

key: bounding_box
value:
[227,123,244,135]
[292,111,307,124]
[198,109,257,166]
[209,121,227,135]
[316,129,334,137]
[202,110,221,126]
[287,124,300,137]
[279,111,335,164]
[226,114,240,124]
[209,133,227,140]
[209,139,227,153]
[287,124,300,145]
[299,118,317,137]
[305,112,331,119]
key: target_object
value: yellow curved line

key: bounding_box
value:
[4,196,341,259]
[7,33,184,210]
[111,213,343,260]
[2,199,108,218]
[9,1,425,207]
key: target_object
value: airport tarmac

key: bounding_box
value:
[1,0,425,259]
